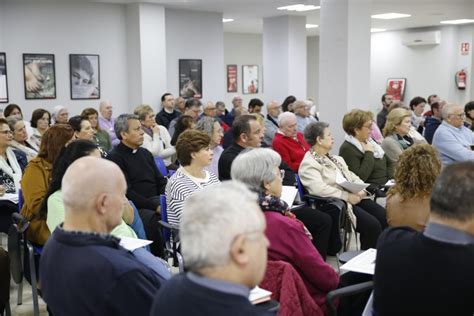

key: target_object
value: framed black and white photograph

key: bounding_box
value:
[70,54,100,100]
[242,65,259,94]
[23,53,56,99]
[179,59,202,99]
[0,53,8,103]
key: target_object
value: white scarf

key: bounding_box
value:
[344,134,385,159]
[10,140,38,162]
[0,147,22,194]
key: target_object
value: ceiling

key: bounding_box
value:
[90,0,474,35]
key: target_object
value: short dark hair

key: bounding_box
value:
[430,161,474,221]
[30,109,51,128]
[304,121,329,146]
[232,115,256,142]
[176,129,210,166]
[430,102,440,113]
[4,104,22,118]
[161,93,172,102]
[248,98,264,110]
[464,101,474,118]
[171,115,195,146]
[68,115,86,132]
[281,95,296,112]
[381,93,390,103]
[409,96,427,110]
[427,94,437,104]
[185,98,202,109]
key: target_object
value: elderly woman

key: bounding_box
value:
[133,104,176,168]
[339,109,393,187]
[29,108,50,150]
[166,130,220,226]
[195,116,223,177]
[51,105,69,124]
[387,144,441,231]
[299,122,387,250]
[81,107,112,152]
[21,124,75,245]
[7,116,38,161]
[4,103,34,138]
[293,100,318,133]
[381,108,414,164]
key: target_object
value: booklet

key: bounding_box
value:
[249,286,272,305]
[336,172,369,194]
[119,237,153,251]
[281,185,298,208]
[340,248,377,275]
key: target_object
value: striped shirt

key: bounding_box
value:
[165,168,220,226]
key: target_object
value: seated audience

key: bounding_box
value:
[166,130,220,226]
[29,108,50,150]
[82,107,112,152]
[7,116,38,160]
[464,101,474,131]
[169,98,201,137]
[281,95,296,112]
[293,100,317,133]
[222,106,250,149]
[224,95,243,126]
[134,104,176,168]
[151,182,272,316]
[170,115,195,146]
[339,109,393,187]
[98,100,119,146]
[51,105,69,124]
[4,103,34,137]
[107,114,167,256]
[423,101,445,144]
[409,96,427,134]
[299,122,387,250]
[272,112,310,172]
[0,118,22,234]
[155,93,180,130]
[195,117,223,177]
[248,98,264,115]
[175,96,186,114]
[387,101,427,144]
[374,161,474,316]
[432,103,474,165]
[381,108,414,164]
[40,157,163,315]
[21,124,75,245]
[263,100,281,145]
[69,115,95,141]
[376,93,393,130]
[386,144,441,231]
[202,101,218,118]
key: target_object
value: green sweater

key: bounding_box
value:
[339,141,393,185]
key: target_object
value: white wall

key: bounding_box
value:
[307,36,319,105]
[224,32,264,109]
[165,9,225,106]
[1,0,129,120]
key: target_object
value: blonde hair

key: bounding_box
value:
[133,104,153,121]
[383,108,411,136]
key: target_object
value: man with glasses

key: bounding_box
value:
[432,103,474,165]
[263,101,281,145]
[168,98,202,138]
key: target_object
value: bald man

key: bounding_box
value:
[40,157,161,316]
[98,100,119,146]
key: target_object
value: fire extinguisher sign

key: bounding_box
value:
[461,42,470,55]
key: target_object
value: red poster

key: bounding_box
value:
[461,42,470,56]
[227,64,237,93]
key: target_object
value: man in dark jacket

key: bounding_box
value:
[423,101,444,144]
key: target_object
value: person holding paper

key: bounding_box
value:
[299,122,387,250]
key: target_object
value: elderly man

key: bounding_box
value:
[224,95,243,126]
[168,98,202,137]
[98,100,119,146]
[107,114,167,255]
[376,93,393,130]
[432,103,474,165]
[263,101,281,145]
[150,182,272,316]
[175,96,186,114]
[293,100,318,133]
[374,161,474,316]
[155,93,180,130]
[272,112,310,172]
[40,157,162,315]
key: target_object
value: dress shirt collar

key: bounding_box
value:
[423,222,474,245]
[187,272,250,298]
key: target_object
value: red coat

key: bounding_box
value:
[272,132,310,172]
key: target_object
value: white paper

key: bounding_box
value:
[384,179,396,187]
[336,172,369,194]
[0,193,19,204]
[340,248,377,275]
[249,286,272,303]
[119,237,153,251]
[281,185,298,208]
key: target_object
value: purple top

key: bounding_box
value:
[99,116,119,146]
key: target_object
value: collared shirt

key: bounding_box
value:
[187,272,249,298]
[99,116,119,146]
[423,222,474,245]
[432,121,474,165]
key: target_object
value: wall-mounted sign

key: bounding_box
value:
[461,42,470,56]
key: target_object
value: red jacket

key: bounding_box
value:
[272,132,310,172]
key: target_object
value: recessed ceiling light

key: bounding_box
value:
[371,13,411,20]
[305,24,319,29]
[277,4,320,12]
[440,19,474,25]
[222,18,234,23]
[371,28,387,33]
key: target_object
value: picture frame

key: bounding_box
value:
[179,59,202,99]
[0,53,8,103]
[242,65,259,94]
[386,78,406,101]
[227,64,238,93]
[23,53,56,99]
[70,54,100,100]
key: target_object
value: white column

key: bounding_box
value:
[263,15,307,103]
[319,0,371,149]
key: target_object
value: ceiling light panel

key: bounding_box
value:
[277,4,320,12]
[371,13,411,20]
[440,19,474,25]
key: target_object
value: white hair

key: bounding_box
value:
[180,181,263,271]
[441,103,461,119]
[231,148,281,192]
[278,111,296,127]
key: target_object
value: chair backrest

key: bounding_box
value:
[7,214,29,285]
[154,157,168,177]
[294,174,305,201]
[159,194,170,243]
[18,189,24,211]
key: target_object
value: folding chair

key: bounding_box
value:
[326,281,374,316]
[154,157,169,177]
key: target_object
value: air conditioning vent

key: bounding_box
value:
[401,31,441,46]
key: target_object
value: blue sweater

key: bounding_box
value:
[40,227,161,316]
[432,121,474,165]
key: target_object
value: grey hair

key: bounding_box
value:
[6,116,23,131]
[203,101,214,110]
[180,181,263,271]
[277,111,296,127]
[441,103,460,119]
[114,114,139,140]
[231,148,281,192]
[195,116,219,135]
[304,121,329,146]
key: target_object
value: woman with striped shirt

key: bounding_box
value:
[166,129,220,226]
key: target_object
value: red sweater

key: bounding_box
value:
[272,132,310,172]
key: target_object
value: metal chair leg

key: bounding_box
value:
[27,245,39,316]
[4,301,11,316]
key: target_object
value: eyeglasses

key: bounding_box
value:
[279,169,285,179]
[450,113,466,119]
[0,130,12,135]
